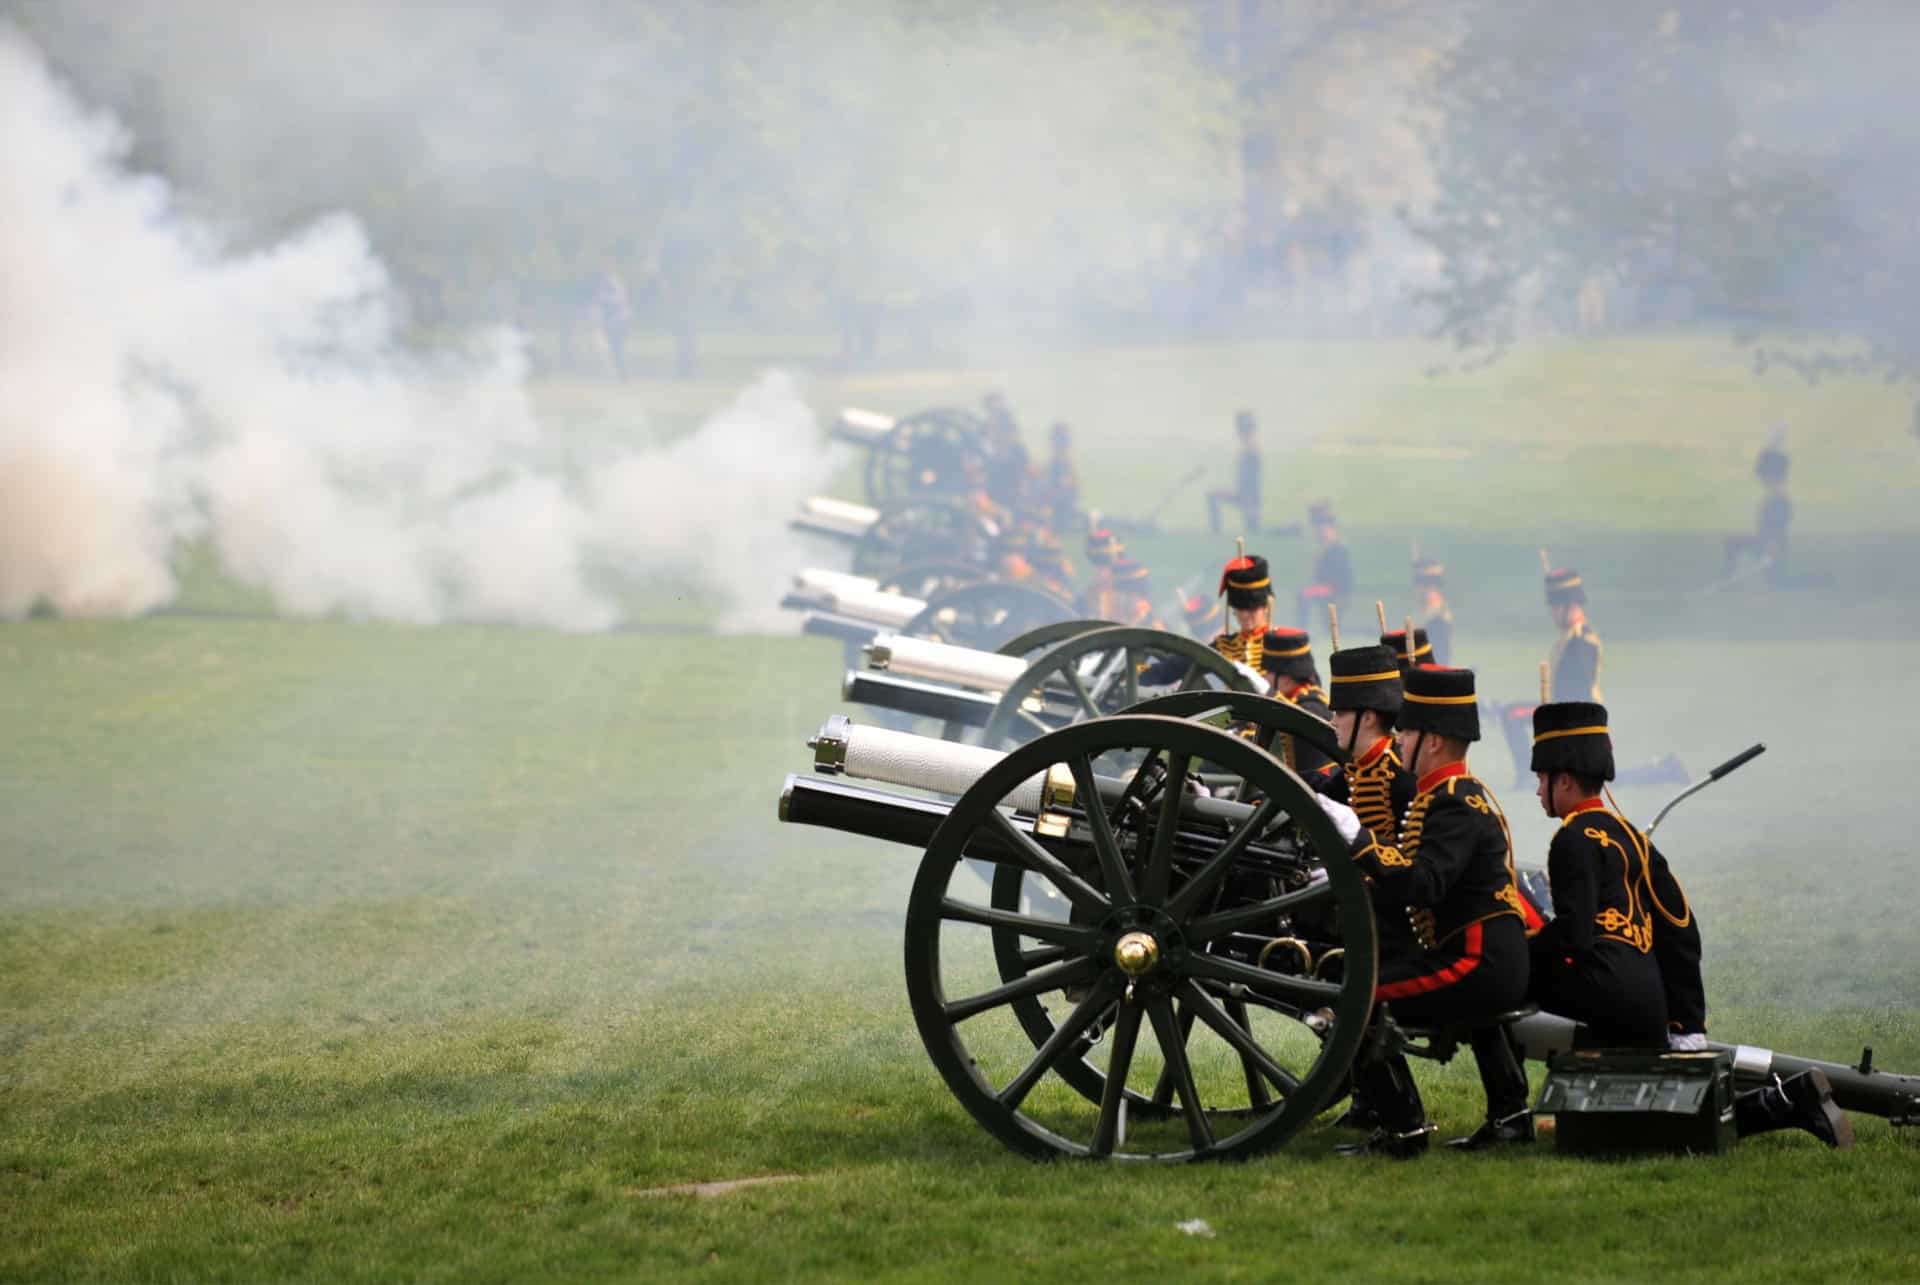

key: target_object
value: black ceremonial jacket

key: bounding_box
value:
[1352,764,1526,950]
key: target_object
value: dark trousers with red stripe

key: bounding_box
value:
[1357,915,1532,1131]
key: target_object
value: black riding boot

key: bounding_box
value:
[1446,1025,1535,1149]
[1336,1054,1433,1159]
[1735,1070,1854,1149]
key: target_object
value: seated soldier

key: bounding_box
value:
[1315,665,1534,1157]
[1526,703,1670,1047]
[1258,627,1331,776]
[1535,705,1853,1148]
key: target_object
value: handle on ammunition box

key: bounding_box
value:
[1707,742,1765,781]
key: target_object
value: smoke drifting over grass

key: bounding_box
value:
[0,27,829,630]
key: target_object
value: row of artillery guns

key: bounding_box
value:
[772,533,1920,1159]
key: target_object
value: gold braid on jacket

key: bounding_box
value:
[1350,745,1404,846]
[1212,629,1264,671]
[1398,790,1438,948]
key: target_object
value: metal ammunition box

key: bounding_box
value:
[1535,1049,1738,1157]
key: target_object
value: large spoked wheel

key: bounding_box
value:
[979,626,1256,750]
[995,619,1117,661]
[904,715,1378,1161]
[1120,690,1344,772]
[852,501,994,577]
[901,581,1075,652]
[864,408,987,506]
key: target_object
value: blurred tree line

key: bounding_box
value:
[9,0,1916,389]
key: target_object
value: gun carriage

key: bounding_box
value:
[778,707,1920,1161]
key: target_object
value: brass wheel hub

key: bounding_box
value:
[1113,931,1161,977]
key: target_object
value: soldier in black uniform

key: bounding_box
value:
[980,393,1029,512]
[1038,421,1080,531]
[1379,625,1433,677]
[1257,627,1332,776]
[1179,591,1222,640]
[1137,550,1275,690]
[1296,502,1354,627]
[1530,705,1853,1147]
[1525,703,1669,1047]
[1413,558,1453,666]
[1316,666,1535,1157]
[1206,411,1262,535]
[1311,644,1418,1129]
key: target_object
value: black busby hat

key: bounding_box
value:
[1413,558,1446,589]
[1401,665,1479,741]
[1219,554,1272,609]
[1329,644,1403,717]
[1308,501,1336,527]
[1259,627,1317,683]
[1112,555,1151,588]
[1379,627,1433,674]
[1182,592,1222,632]
[1545,567,1587,607]
[1530,701,1615,780]
[1086,527,1124,567]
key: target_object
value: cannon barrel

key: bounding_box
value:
[778,773,1311,875]
[790,496,881,542]
[865,633,1026,692]
[830,406,898,447]
[806,715,1275,834]
[842,671,997,727]
[1510,1012,1920,1123]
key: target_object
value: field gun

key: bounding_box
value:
[830,405,990,506]
[778,713,1920,1161]
[789,495,1004,578]
[784,572,1078,654]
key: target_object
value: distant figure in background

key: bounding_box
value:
[1722,430,1791,587]
[1039,422,1080,529]
[1206,410,1262,535]
[1081,527,1124,619]
[1180,590,1223,640]
[981,393,1029,511]
[1108,556,1158,626]
[1380,626,1433,676]
[1296,502,1353,627]
[1497,567,1686,789]
[594,266,634,379]
[1413,558,1453,666]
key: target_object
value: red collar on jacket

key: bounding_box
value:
[1561,797,1607,821]
[1356,737,1393,769]
[1416,761,1470,795]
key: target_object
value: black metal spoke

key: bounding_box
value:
[1017,708,1053,739]
[939,898,1101,949]
[1148,1001,1197,1109]
[1224,996,1274,1106]
[1123,648,1140,708]
[1164,798,1278,921]
[1062,665,1102,720]
[983,810,1109,913]
[1181,980,1300,1098]
[1020,944,1069,969]
[1141,752,1190,901]
[1183,952,1343,1006]
[1147,998,1214,1151]
[997,980,1117,1110]
[1184,881,1333,943]
[1067,755,1134,902]
[944,957,1100,1024]
[1091,1003,1144,1157]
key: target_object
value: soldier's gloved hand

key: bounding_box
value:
[1230,661,1271,696]
[1312,795,1363,846]
[1667,1031,1707,1052]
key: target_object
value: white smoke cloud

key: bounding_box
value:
[0,26,830,630]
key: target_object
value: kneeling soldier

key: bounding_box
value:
[1526,703,1670,1047]
[1258,626,1332,776]
[1317,666,1535,1157]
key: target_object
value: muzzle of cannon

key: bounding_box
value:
[790,495,882,542]
[794,567,881,597]
[830,406,898,448]
[781,711,1378,1162]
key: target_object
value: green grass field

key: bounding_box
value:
[7,337,1920,1281]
